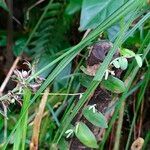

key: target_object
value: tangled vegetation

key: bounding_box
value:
[0,0,150,149]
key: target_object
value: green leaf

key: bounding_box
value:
[66,0,82,15]
[112,59,120,68]
[80,74,93,88]
[120,48,135,57]
[118,57,128,70]
[0,0,8,11]
[53,62,72,91]
[79,0,124,31]
[80,65,91,75]
[13,39,27,56]
[0,36,7,46]
[107,24,120,42]
[80,74,126,93]
[58,138,69,150]
[13,88,31,150]
[35,53,55,78]
[101,76,126,93]
[82,106,108,128]
[135,55,142,67]
[75,122,98,148]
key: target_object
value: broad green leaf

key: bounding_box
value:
[80,74,126,94]
[107,24,120,42]
[66,0,82,15]
[75,122,98,148]
[135,55,142,67]
[35,53,56,78]
[101,75,126,93]
[0,0,8,11]
[82,106,108,128]
[53,62,72,91]
[79,0,124,31]
[118,57,128,70]
[120,48,135,57]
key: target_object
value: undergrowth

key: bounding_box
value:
[0,0,150,149]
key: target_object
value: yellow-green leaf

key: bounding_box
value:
[75,122,98,148]
[82,106,108,128]
[101,75,126,93]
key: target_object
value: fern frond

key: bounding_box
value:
[29,2,71,56]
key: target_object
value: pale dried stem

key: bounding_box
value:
[82,29,91,40]
[30,87,49,150]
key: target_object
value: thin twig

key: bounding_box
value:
[26,0,46,20]
[82,29,91,40]
[0,57,20,96]
[138,98,144,137]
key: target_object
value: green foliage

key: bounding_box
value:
[28,2,72,89]
[82,106,108,128]
[135,54,143,67]
[80,74,126,93]
[0,0,149,149]
[79,0,124,30]
[65,0,82,15]
[30,2,70,56]
[13,88,31,150]
[75,122,98,148]
[54,1,147,146]
[117,57,128,70]
[100,31,150,150]
[111,57,128,70]
[13,39,28,56]
[120,48,143,67]
[0,36,7,46]
[0,0,8,11]
[101,76,126,93]
[120,48,136,57]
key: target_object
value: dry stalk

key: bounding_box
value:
[30,87,49,150]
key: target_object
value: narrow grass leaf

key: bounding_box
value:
[13,88,31,150]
